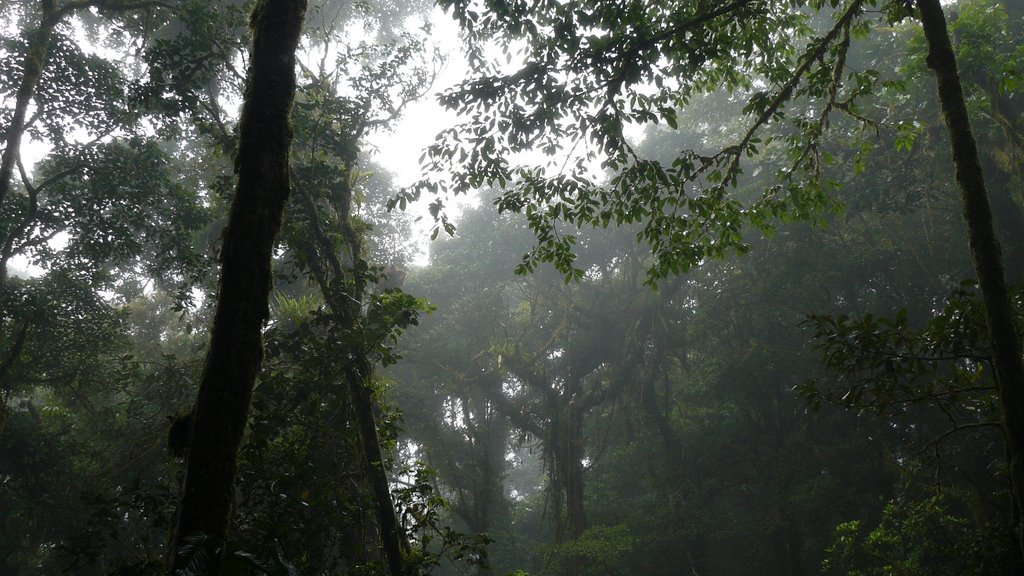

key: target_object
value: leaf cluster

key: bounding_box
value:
[801,282,1008,422]
[417,0,915,282]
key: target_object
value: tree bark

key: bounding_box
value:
[473,406,508,576]
[0,1,56,208]
[345,360,411,576]
[295,166,410,575]
[563,404,587,544]
[167,0,305,571]
[548,390,587,576]
[916,0,1024,560]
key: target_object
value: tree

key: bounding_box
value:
[914,0,1024,559]
[395,205,713,575]
[0,0,211,436]
[422,0,1024,558]
[0,0,461,573]
[167,0,306,571]
[0,0,181,290]
[283,62,428,576]
[390,207,530,576]
[418,0,890,280]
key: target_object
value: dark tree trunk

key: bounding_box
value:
[295,150,410,575]
[916,0,1024,561]
[452,383,509,576]
[982,154,1024,282]
[550,394,587,576]
[772,516,803,576]
[564,404,587,543]
[473,411,508,576]
[345,359,411,576]
[167,0,306,571]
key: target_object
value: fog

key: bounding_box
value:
[0,0,1020,575]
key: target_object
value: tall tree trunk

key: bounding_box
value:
[916,0,1024,560]
[295,168,410,576]
[982,153,1024,283]
[167,0,305,571]
[564,404,587,543]
[774,520,803,576]
[345,359,411,576]
[334,166,410,576]
[551,394,587,576]
[473,398,509,576]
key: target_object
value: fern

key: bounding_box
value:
[175,532,209,576]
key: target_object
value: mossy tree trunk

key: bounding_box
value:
[916,0,1024,561]
[167,0,306,571]
[344,358,411,576]
[293,128,410,575]
[299,203,411,576]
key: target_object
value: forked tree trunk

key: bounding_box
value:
[167,0,306,571]
[916,0,1024,560]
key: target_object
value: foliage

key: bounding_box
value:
[0,31,136,145]
[822,496,1008,576]
[28,137,210,299]
[539,525,634,576]
[390,5,1021,575]
[414,0,923,282]
[801,282,1008,421]
[393,466,494,574]
[0,0,1021,575]
[138,0,251,125]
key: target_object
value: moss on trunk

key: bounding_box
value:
[916,0,1024,561]
[167,0,306,571]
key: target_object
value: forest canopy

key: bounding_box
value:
[0,0,1022,575]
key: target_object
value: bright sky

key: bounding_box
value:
[363,8,480,263]
[6,4,629,274]
[366,8,464,189]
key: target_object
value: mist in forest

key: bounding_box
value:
[0,0,1021,575]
